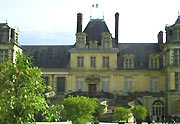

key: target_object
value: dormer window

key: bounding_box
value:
[166,17,180,43]
[150,59,157,68]
[89,40,98,48]
[104,37,110,41]
[123,54,134,69]
[76,32,87,48]
[149,54,160,69]
[101,32,112,48]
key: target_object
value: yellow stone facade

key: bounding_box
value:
[1,13,180,121]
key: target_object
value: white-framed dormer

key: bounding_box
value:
[75,32,87,48]
[123,54,134,69]
[149,54,160,69]
[101,32,112,48]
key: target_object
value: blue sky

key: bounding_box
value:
[0,0,180,45]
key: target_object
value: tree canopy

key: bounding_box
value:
[114,106,131,122]
[93,101,105,123]
[62,96,98,124]
[0,52,61,124]
[131,105,147,120]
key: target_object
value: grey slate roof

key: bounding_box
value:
[22,43,162,70]
[22,45,72,69]
[117,43,163,69]
[83,19,110,45]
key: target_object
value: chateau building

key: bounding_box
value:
[0,13,180,120]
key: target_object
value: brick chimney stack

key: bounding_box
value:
[158,31,163,51]
[115,12,119,44]
[77,13,83,33]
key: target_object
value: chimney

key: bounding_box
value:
[77,13,83,33]
[158,31,163,51]
[115,12,119,44]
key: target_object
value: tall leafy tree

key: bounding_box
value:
[0,52,61,124]
[62,96,98,124]
[93,103,105,123]
[114,106,131,123]
[131,105,147,124]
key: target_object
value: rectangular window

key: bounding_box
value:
[103,37,110,48]
[125,77,132,92]
[102,78,109,92]
[150,77,158,92]
[77,57,84,67]
[76,78,83,91]
[125,59,128,68]
[129,59,132,68]
[90,57,96,67]
[124,58,133,68]
[150,58,158,69]
[0,49,8,63]
[103,57,109,68]
[175,72,180,91]
[173,49,180,66]
[0,31,8,42]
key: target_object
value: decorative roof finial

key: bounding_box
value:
[178,11,180,17]
[6,18,8,23]
[103,12,104,21]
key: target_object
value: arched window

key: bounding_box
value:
[152,100,164,117]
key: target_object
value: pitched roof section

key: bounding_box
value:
[175,15,180,24]
[0,23,10,28]
[22,43,162,70]
[22,45,72,69]
[118,43,163,69]
[83,19,110,45]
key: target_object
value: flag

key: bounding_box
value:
[96,4,98,8]
[92,4,98,8]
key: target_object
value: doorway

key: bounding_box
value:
[57,77,65,93]
[88,84,97,93]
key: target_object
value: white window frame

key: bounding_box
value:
[152,101,164,117]
[125,77,132,92]
[102,78,109,92]
[125,58,133,68]
[76,78,84,91]
[150,77,158,92]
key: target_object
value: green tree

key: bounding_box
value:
[0,52,61,124]
[62,96,97,124]
[93,103,105,123]
[114,106,131,123]
[131,105,147,121]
